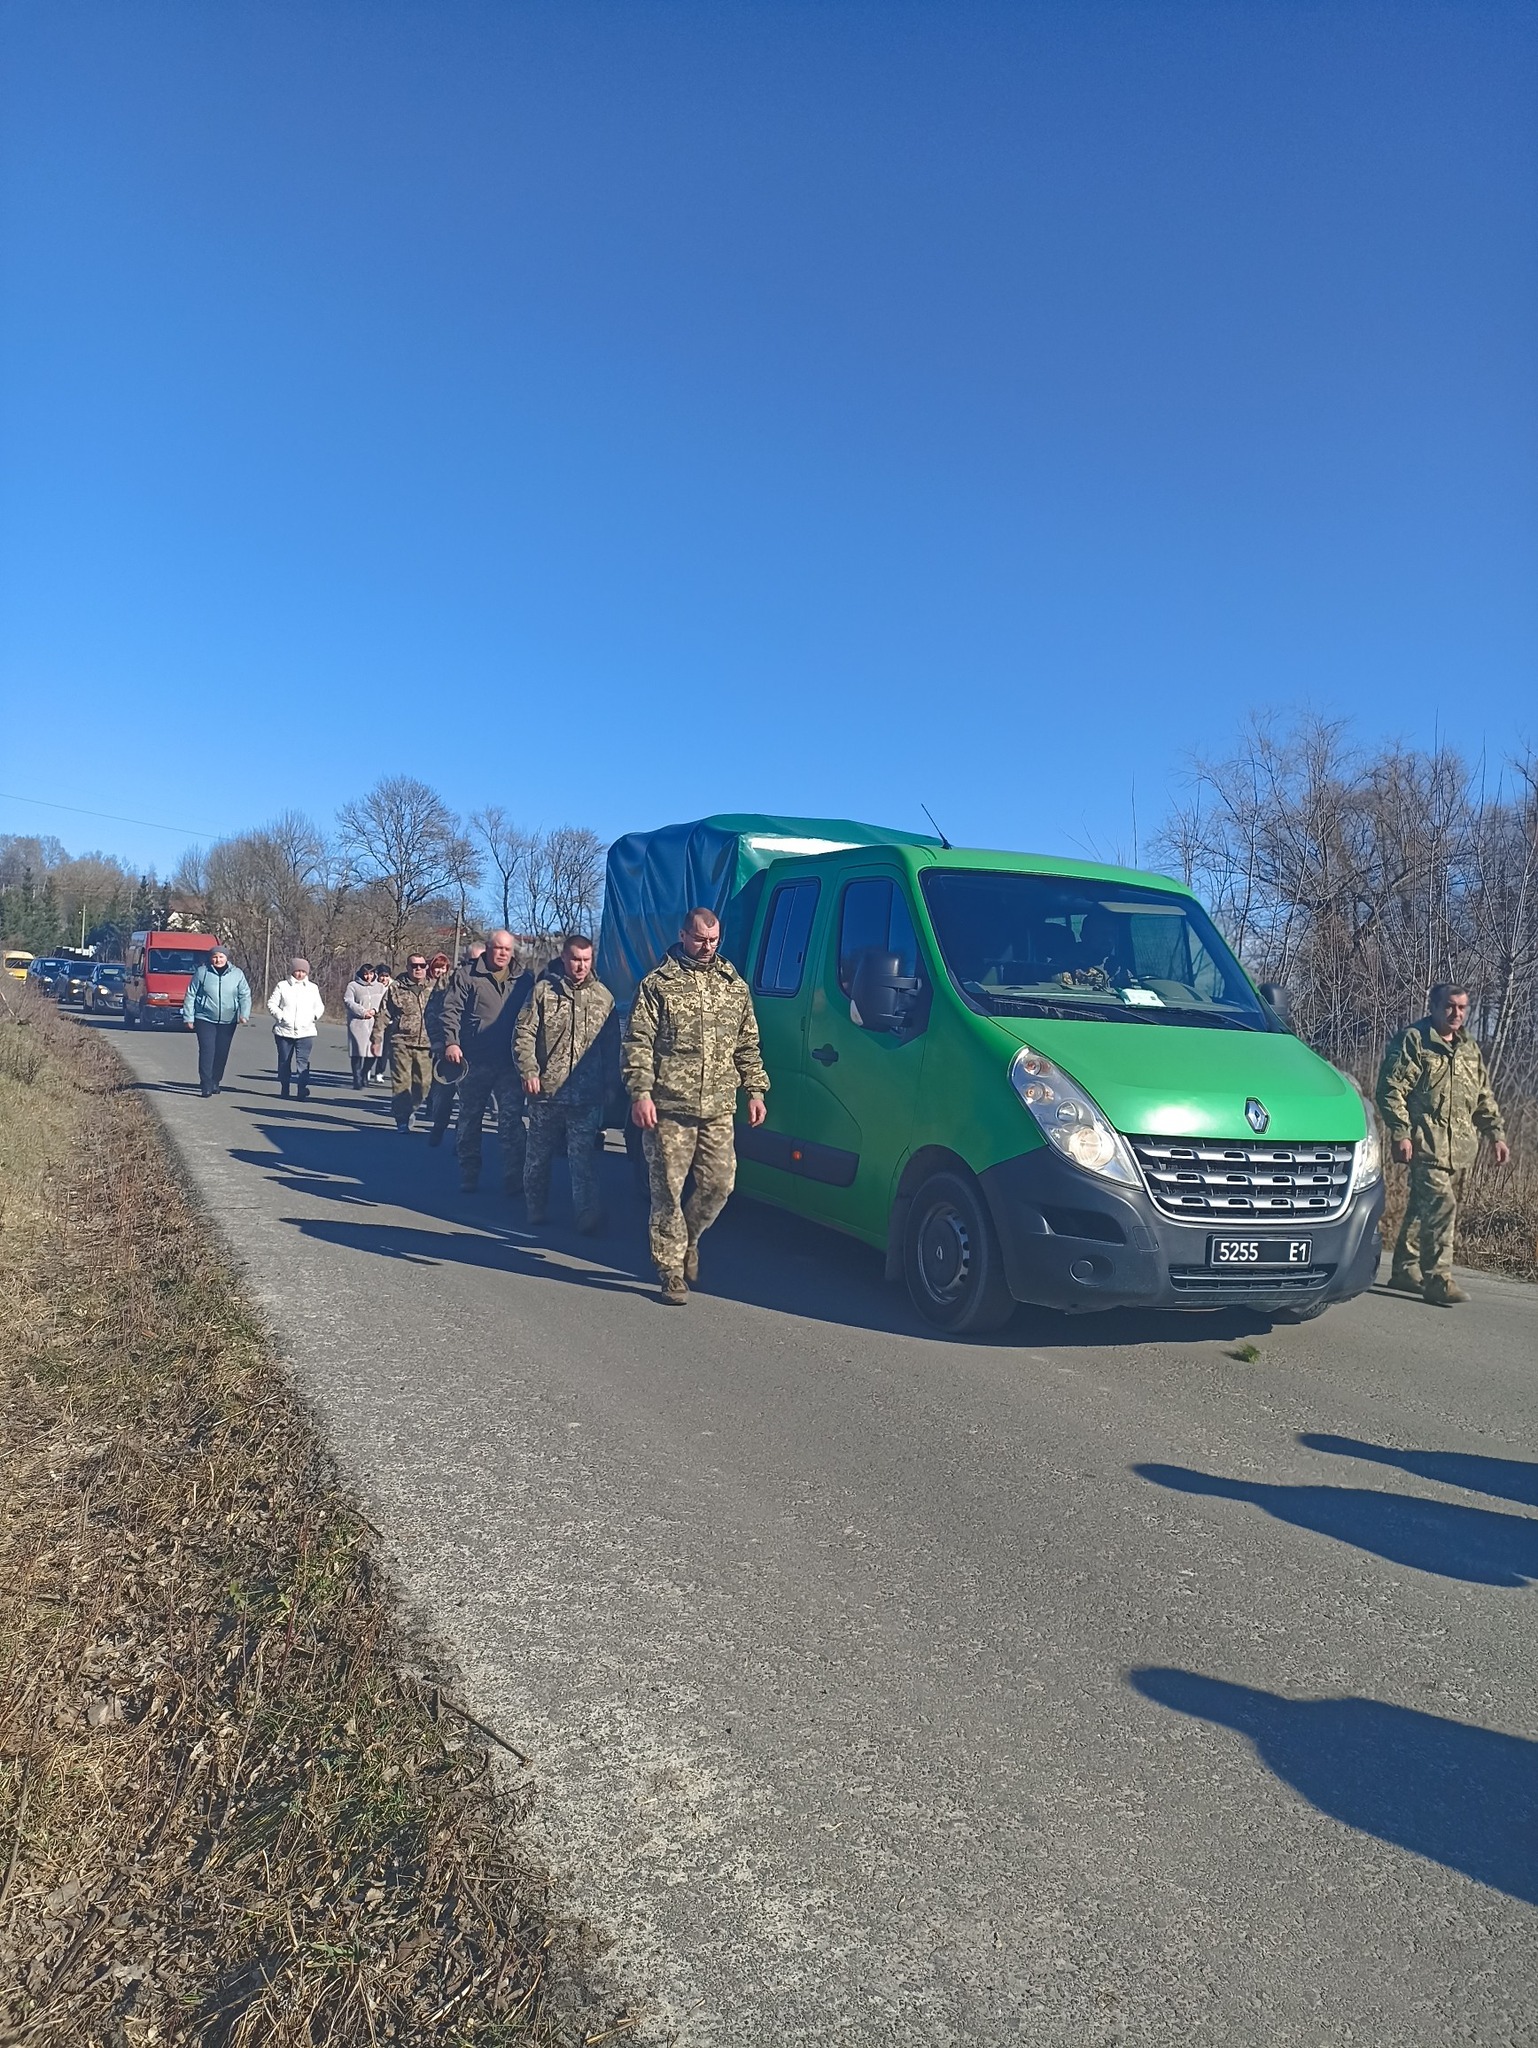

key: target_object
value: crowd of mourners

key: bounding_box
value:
[178,911,767,1305]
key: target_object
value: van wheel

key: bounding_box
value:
[903,1170,1016,1335]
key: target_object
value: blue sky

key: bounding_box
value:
[2,0,1534,879]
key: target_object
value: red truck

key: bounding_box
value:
[122,929,220,1029]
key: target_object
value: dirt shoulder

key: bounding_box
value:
[0,989,620,2045]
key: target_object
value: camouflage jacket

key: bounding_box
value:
[1375,1019,1505,1171]
[514,966,620,1106]
[374,975,434,1053]
[622,947,769,1120]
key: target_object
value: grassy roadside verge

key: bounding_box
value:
[0,988,598,2046]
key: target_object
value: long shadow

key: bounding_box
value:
[1130,1669,1538,1906]
[288,1214,654,1297]
[1300,1434,1538,1511]
[128,1057,1302,1350]
[1135,1463,1538,1587]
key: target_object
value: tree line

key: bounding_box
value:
[1156,714,1538,1133]
[1,779,606,995]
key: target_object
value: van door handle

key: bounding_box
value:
[810,1044,839,1065]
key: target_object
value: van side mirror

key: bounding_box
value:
[1259,982,1293,1031]
[850,950,919,1034]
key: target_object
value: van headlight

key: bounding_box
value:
[1009,1047,1137,1184]
[1355,1111,1383,1186]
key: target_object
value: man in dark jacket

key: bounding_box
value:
[439,930,533,1192]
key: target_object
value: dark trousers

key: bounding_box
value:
[276,1034,313,1094]
[195,1019,237,1094]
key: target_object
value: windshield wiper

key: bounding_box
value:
[962,987,1263,1029]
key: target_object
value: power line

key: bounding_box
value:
[0,791,217,842]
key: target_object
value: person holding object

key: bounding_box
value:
[342,963,386,1088]
[1376,982,1510,1306]
[181,945,251,1096]
[438,930,532,1192]
[268,956,326,1100]
[376,954,436,1131]
[623,907,769,1305]
[516,932,620,1232]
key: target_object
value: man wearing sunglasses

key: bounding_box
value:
[376,954,437,1132]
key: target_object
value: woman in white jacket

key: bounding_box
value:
[267,956,326,1100]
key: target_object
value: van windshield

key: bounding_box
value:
[147,948,210,975]
[920,871,1272,1031]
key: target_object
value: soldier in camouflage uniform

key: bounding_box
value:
[623,908,769,1304]
[515,934,620,1232]
[374,953,436,1131]
[1376,982,1509,1306]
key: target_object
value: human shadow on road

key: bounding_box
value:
[209,1090,1297,1351]
[1130,1668,1538,1906]
[288,1216,655,1297]
[1299,1434,1538,1511]
[1136,1463,1538,1587]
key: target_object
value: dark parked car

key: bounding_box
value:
[25,957,67,995]
[83,963,127,1014]
[57,960,99,1006]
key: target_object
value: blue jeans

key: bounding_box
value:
[276,1034,313,1093]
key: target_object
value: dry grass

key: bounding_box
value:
[0,986,622,2046]
[1377,1100,1538,1284]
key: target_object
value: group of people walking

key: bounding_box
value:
[182,936,1509,1311]
[177,910,768,1303]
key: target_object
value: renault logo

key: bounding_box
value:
[1245,1097,1270,1134]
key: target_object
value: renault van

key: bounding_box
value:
[599,818,1384,1332]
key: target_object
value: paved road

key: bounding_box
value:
[107,1017,1536,2046]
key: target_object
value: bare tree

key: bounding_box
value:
[469,807,534,932]
[337,777,475,960]
[537,825,606,936]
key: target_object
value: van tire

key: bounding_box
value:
[902,1170,1015,1335]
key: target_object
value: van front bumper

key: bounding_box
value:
[978,1146,1384,1314]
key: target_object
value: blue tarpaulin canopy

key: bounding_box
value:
[596,813,937,1011]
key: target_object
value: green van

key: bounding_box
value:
[597,816,1385,1332]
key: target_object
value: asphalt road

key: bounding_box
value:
[105,1015,1537,2047]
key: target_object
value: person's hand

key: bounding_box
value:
[1494,1138,1511,1167]
[184,1019,195,1030]
[445,1044,464,1066]
[524,1074,541,1095]
[632,1096,657,1130]
[1393,1138,1413,1165]
[747,1094,767,1127]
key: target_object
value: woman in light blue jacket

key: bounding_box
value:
[181,947,252,1097]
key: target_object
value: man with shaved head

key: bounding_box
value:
[439,928,533,1194]
[623,907,769,1303]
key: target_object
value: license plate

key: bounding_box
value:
[1208,1236,1313,1267]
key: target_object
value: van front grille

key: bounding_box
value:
[1129,1137,1355,1221]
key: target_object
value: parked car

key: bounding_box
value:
[25,957,67,995]
[83,963,127,1015]
[56,959,99,1006]
[122,929,221,1027]
[3,949,33,982]
[598,814,1385,1333]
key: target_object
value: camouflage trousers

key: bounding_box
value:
[524,1096,605,1220]
[643,1114,736,1278]
[1392,1160,1467,1284]
[389,1041,433,1124]
[455,1060,526,1184]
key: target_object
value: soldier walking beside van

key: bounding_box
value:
[439,930,532,1193]
[623,907,769,1305]
[376,954,436,1132]
[516,933,620,1232]
[1375,982,1510,1306]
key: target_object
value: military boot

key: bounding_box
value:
[1423,1276,1468,1306]
[683,1241,700,1285]
[659,1271,688,1306]
[1385,1266,1423,1296]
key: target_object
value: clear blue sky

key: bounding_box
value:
[2,0,1534,879]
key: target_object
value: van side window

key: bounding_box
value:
[837,879,922,996]
[754,879,820,996]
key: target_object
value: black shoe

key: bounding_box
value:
[427,1127,446,1148]
[297,1087,310,1100]
[200,1086,214,1097]
[280,1085,290,1099]
[395,1119,411,1133]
